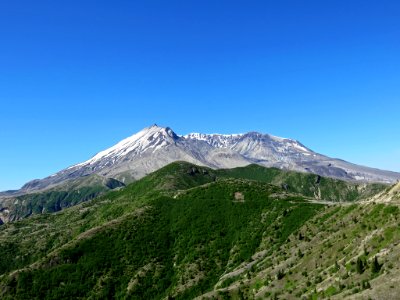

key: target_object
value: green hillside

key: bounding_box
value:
[0,175,125,222]
[0,162,398,299]
[0,162,387,224]
[200,201,400,300]
[217,164,386,202]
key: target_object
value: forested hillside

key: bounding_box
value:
[0,162,398,299]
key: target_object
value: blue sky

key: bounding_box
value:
[1,0,399,191]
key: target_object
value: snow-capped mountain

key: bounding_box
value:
[184,131,313,161]
[12,124,400,193]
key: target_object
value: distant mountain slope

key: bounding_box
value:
[217,164,386,202]
[0,175,125,223]
[9,125,399,196]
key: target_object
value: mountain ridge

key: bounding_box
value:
[0,162,387,223]
[4,124,400,196]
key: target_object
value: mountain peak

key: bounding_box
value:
[142,123,165,132]
[73,125,179,168]
[142,124,176,135]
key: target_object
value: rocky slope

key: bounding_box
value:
[368,181,400,204]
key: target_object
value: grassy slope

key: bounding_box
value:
[2,163,387,223]
[0,162,395,299]
[0,163,213,277]
[201,201,400,300]
[0,162,322,299]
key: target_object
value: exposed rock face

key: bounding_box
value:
[103,178,126,190]
[0,207,12,224]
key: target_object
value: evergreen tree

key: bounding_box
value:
[356,257,365,274]
[297,249,304,258]
[334,260,340,271]
[276,269,285,280]
[371,256,381,274]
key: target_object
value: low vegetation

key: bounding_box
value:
[0,162,398,299]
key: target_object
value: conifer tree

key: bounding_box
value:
[356,257,365,274]
[371,256,381,274]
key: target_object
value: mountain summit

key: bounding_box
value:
[15,125,400,192]
[75,125,180,169]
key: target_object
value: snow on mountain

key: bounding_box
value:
[74,125,179,169]
[12,124,400,193]
[184,132,311,154]
[184,131,314,167]
[183,133,244,148]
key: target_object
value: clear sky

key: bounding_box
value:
[1,0,399,191]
